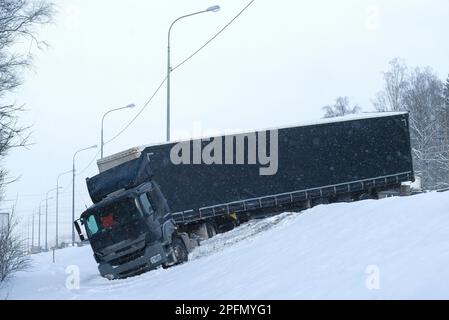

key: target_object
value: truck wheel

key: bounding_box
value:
[172,237,188,265]
[359,193,371,200]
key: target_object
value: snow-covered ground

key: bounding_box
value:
[2,191,449,300]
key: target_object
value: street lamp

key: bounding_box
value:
[101,104,135,158]
[166,5,221,142]
[56,169,73,250]
[72,145,97,246]
[45,188,59,251]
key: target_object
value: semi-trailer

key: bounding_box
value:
[74,112,414,279]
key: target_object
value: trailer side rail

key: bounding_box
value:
[171,171,413,224]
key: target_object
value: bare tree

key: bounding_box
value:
[0,1,53,187]
[373,58,409,112]
[1,1,54,96]
[404,67,446,188]
[374,59,448,189]
[0,0,53,285]
[322,97,361,118]
[0,105,31,188]
[435,74,449,187]
[0,207,30,287]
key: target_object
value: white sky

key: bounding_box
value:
[2,0,449,244]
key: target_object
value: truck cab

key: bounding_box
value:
[75,181,190,279]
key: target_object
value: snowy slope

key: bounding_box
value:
[2,191,449,300]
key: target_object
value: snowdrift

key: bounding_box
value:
[2,191,449,299]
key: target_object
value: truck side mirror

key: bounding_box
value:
[74,219,86,241]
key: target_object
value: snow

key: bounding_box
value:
[403,176,422,191]
[2,190,449,300]
[104,112,409,156]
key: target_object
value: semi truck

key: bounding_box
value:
[74,112,414,280]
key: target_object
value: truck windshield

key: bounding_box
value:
[84,198,143,236]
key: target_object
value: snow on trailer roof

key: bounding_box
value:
[141,111,408,147]
[97,111,407,171]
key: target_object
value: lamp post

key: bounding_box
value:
[45,188,58,251]
[56,170,73,250]
[166,5,221,142]
[72,145,97,246]
[45,187,57,251]
[101,104,135,158]
[37,199,46,251]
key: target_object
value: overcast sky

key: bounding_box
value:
[3,0,449,244]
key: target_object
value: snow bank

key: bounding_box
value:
[2,191,449,299]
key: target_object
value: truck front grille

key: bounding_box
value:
[109,247,146,266]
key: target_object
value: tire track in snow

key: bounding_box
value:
[190,212,297,261]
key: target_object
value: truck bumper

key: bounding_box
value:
[98,242,167,279]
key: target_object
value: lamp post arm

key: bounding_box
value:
[101,105,134,158]
[168,9,209,46]
[73,145,97,166]
[166,7,218,142]
[101,107,126,149]
[101,106,133,125]
[57,169,73,183]
[71,145,96,246]
[46,187,59,200]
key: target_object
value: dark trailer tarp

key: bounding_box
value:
[87,112,414,216]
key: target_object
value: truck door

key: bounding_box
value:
[139,193,162,242]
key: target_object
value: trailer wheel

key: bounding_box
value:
[358,191,378,201]
[206,222,217,238]
[172,237,188,265]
